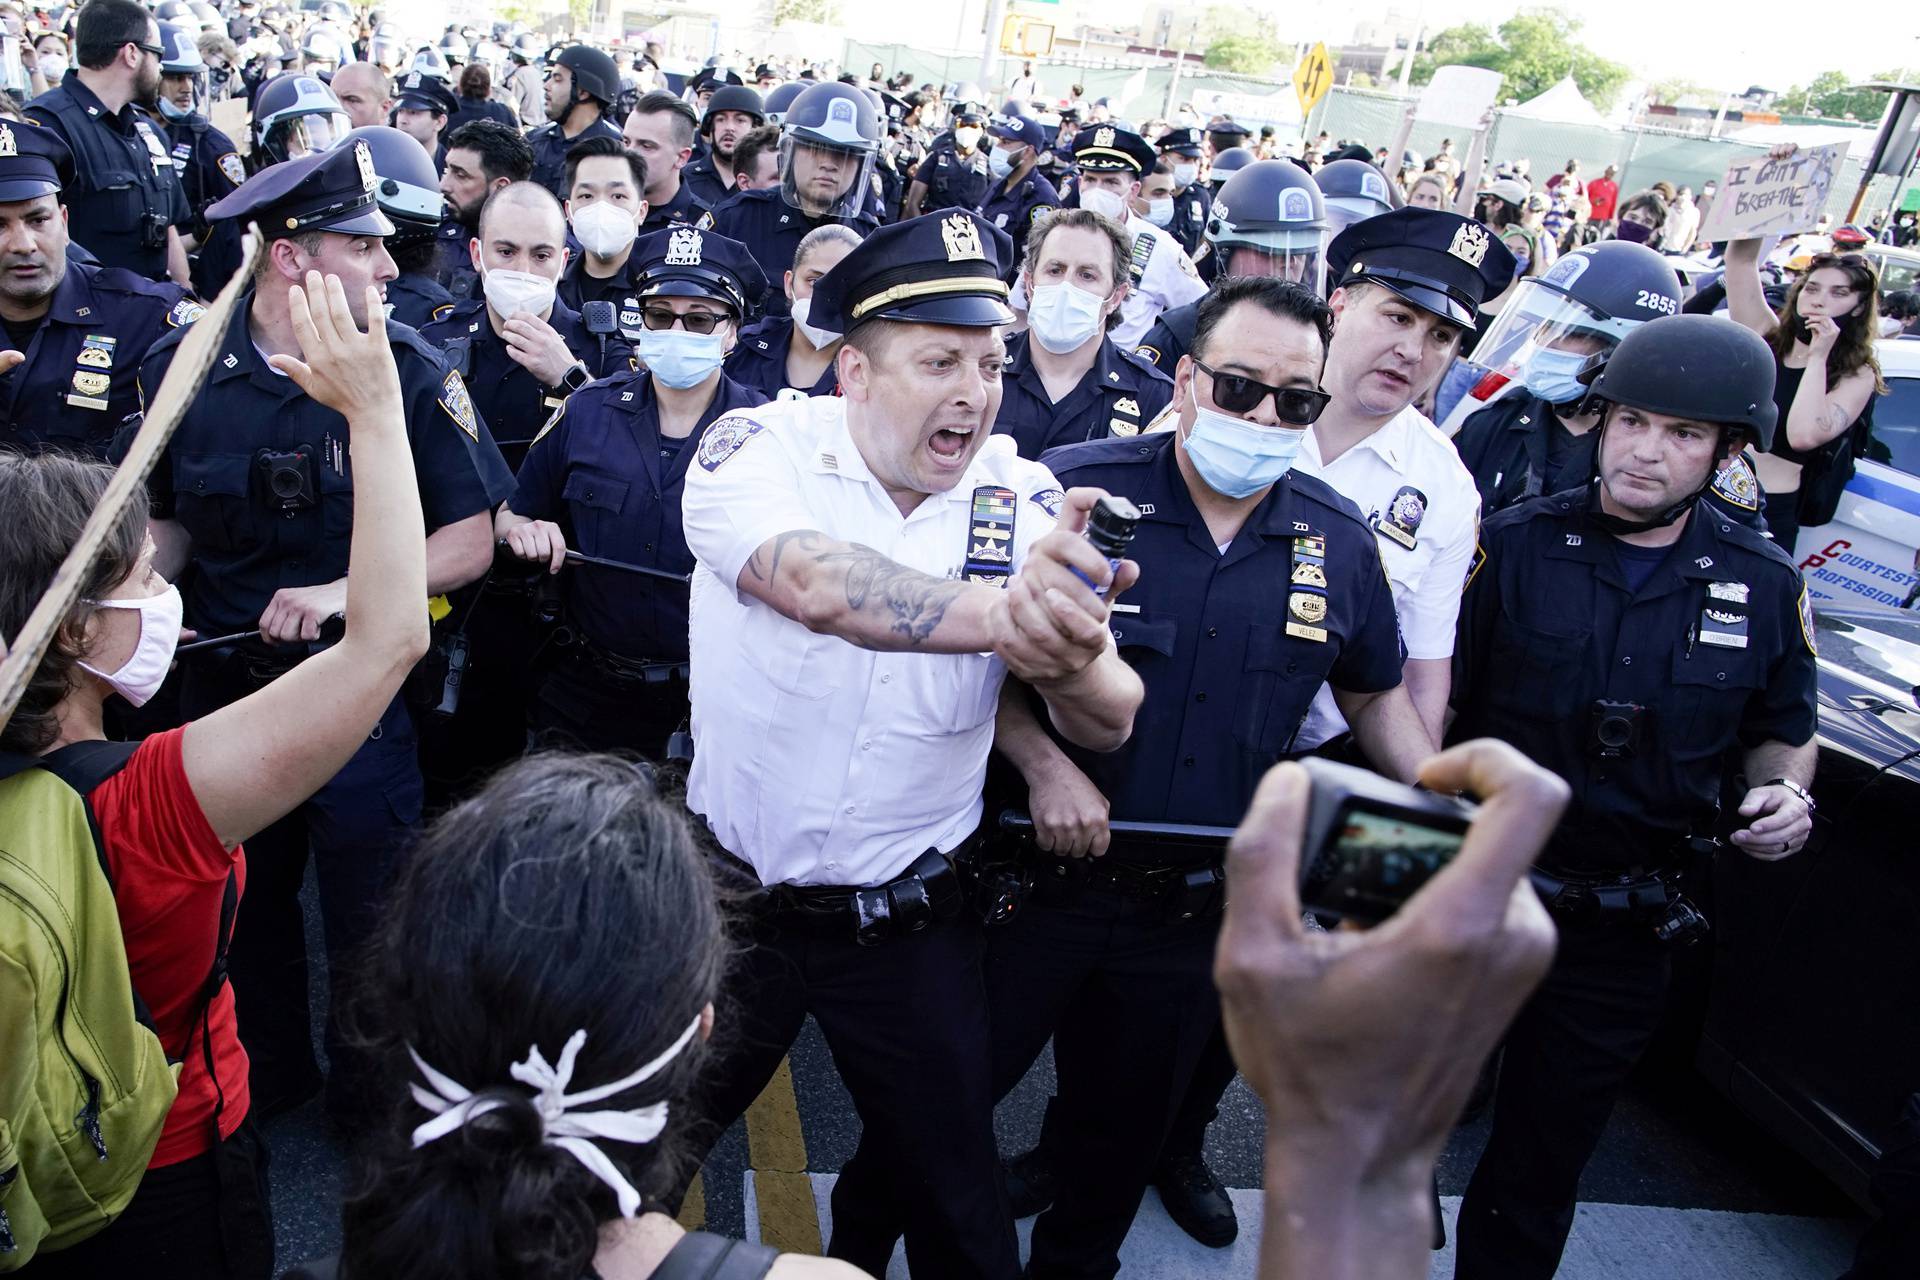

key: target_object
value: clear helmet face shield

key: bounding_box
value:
[269,109,353,161]
[1322,195,1393,240]
[779,135,876,220]
[1211,228,1328,295]
[1468,277,1636,380]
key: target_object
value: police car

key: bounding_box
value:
[1793,337,1920,611]
[1695,601,1920,1210]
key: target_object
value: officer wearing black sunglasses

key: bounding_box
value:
[989,276,1427,1277]
[496,225,769,756]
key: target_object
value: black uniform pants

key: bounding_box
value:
[182,663,423,1122]
[416,584,546,808]
[681,904,1018,1280]
[527,650,688,759]
[987,872,1221,1280]
[1453,916,1671,1280]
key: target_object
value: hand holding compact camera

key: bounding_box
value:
[1214,741,1566,1276]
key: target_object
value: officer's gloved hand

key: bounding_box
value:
[1214,739,1564,1279]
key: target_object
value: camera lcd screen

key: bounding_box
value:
[1306,804,1468,924]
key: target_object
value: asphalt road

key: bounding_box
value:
[264,878,1868,1278]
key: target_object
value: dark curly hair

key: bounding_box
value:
[339,753,731,1280]
[0,450,148,754]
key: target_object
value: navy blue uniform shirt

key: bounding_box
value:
[1167,182,1212,257]
[980,167,1059,265]
[527,116,622,198]
[429,216,480,301]
[682,151,732,210]
[993,329,1172,459]
[723,315,839,400]
[705,188,876,318]
[27,74,190,279]
[0,261,201,457]
[1036,433,1405,826]
[386,270,453,331]
[1452,391,1770,532]
[1448,487,1817,871]
[1131,298,1198,373]
[422,294,636,470]
[913,134,991,214]
[136,296,513,635]
[508,370,768,660]
[556,248,647,340]
[164,114,244,234]
[639,179,708,235]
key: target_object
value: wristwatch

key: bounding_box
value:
[553,362,591,397]
[1764,777,1816,812]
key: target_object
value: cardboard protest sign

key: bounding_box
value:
[1697,143,1843,242]
[1416,66,1503,129]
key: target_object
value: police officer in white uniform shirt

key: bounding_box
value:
[1293,206,1518,749]
[676,209,1144,1280]
[1035,124,1205,348]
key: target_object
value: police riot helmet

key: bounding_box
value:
[302,23,350,70]
[409,46,450,81]
[153,0,190,21]
[1314,158,1396,238]
[1207,159,1329,292]
[368,26,405,69]
[1581,313,1777,453]
[1470,241,1684,406]
[437,31,470,63]
[704,84,766,131]
[763,80,806,124]
[254,73,353,165]
[553,44,619,108]
[343,125,443,242]
[315,0,352,24]
[156,20,203,74]
[779,82,881,220]
[1206,145,1254,190]
[510,33,540,62]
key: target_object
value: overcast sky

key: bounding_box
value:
[1320,0,1920,96]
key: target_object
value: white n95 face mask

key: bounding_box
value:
[1144,196,1175,227]
[789,296,838,350]
[483,268,557,318]
[571,201,637,257]
[1078,187,1127,221]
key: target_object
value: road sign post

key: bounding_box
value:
[1294,42,1332,120]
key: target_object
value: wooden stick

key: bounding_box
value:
[0,224,262,733]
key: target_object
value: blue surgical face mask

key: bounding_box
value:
[1521,345,1592,406]
[639,326,728,389]
[987,147,1016,180]
[157,96,191,121]
[1182,393,1306,499]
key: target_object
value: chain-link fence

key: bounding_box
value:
[1306,86,1904,224]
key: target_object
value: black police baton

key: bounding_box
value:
[998,811,1236,843]
[494,539,692,584]
[174,613,346,657]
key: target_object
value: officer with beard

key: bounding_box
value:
[25,0,191,283]
[432,118,532,301]
[683,84,763,209]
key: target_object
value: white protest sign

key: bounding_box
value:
[1697,143,1843,242]
[1188,87,1302,128]
[1415,65,1502,128]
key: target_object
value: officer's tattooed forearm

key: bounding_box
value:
[747,531,966,644]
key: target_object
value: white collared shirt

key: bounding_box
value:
[681,395,1062,887]
[1292,404,1481,747]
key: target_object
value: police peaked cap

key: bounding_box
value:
[0,119,73,203]
[632,226,767,317]
[807,210,1014,333]
[1071,125,1155,174]
[206,138,395,239]
[1327,206,1517,328]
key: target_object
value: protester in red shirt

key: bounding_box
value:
[5,275,428,1279]
[1586,163,1620,228]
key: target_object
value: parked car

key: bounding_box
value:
[1696,603,1920,1210]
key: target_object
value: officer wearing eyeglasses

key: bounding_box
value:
[495,225,768,757]
[988,276,1426,1278]
[25,0,191,283]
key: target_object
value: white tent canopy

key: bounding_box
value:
[1505,76,1608,126]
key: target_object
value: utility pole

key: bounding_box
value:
[1163,17,1199,120]
[979,0,1006,90]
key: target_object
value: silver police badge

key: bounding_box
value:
[941,213,984,262]
[1447,221,1491,268]
[354,139,375,193]
[665,226,703,266]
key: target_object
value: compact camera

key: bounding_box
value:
[1298,758,1477,926]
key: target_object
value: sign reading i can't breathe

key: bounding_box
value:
[1697,143,1844,242]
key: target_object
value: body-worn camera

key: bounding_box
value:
[254,448,317,513]
[1299,758,1476,925]
[1652,894,1710,946]
[1588,700,1647,759]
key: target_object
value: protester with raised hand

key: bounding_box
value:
[7,271,425,1278]
[1215,740,1565,1280]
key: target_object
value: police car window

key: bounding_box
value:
[1875,255,1919,294]
[1872,374,1920,476]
